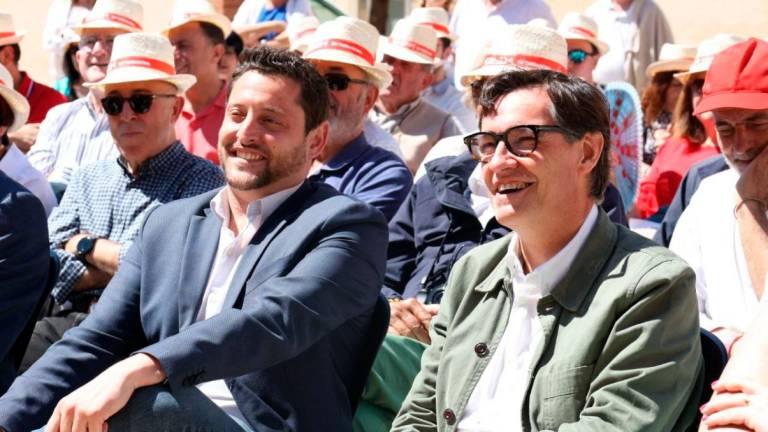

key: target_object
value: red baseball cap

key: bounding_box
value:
[694,38,768,115]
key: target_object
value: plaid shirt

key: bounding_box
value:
[48,141,226,303]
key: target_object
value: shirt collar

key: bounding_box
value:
[209,182,302,228]
[0,144,29,179]
[16,72,32,98]
[319,133,369,171]
[116,141,187,179]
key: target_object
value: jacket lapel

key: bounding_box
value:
[177,207,221,329]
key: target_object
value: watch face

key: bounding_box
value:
[77,236,95,256]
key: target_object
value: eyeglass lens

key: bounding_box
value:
[568,49,589,64]
[325,73,352,91]
[101,94,156,116]
[467,126,538,159]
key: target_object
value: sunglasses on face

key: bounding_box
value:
[324,73,369,91]
[463,124,580,162]
[100,93,177,116]
[567,48,598,65]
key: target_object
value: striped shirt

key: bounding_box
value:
[49,141,226,303]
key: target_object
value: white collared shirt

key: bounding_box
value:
[0,144,57,216]
[458,205,598,431]
[195,184,301,423]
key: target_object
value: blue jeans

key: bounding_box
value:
[35,385,253,432]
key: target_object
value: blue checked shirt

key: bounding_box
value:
[48,141,226,303]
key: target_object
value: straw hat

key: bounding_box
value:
[460,24,568,86]
[288,16,320,53]
[303,17,393,90]
[408,7,456,42]
[645,43,697,78]
[557,12,609,55]
[380,19,440,66]
[162,0,232,39]
[72,0,144,34]
[675,34,747,83]
[0,11,25,46]
[85,32,196,92]
[0,64,29,133]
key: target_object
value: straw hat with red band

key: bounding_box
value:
[0,64,29,134]
[645,43,697,78]
[408,7,456,42]
[303,17,392,90]
[0,11,26,46]
[85,32,196,92]
[72,0,143,34]
[380,19,440,66]
[674,33,747,84]
[460,24,568,86]
[557,12,609,55]
[694,38,768,115]
[162,0,232,40]
[288,16,320,53]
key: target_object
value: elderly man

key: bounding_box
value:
[19,33,224,372]
[670,38,768,353]
[391,69,702,430]
[0,45,387,432]
[370,20,462,173]
[26,0,142,185]
[164,0,231,164]
[303,17,412,221]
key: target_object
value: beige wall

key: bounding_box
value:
[7,0,768,86]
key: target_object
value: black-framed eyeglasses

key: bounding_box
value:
[567,48,599,65]
[324,72,368,91]
[463,124,581,162]
[100,94,177,116]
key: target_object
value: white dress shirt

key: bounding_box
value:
[0,144,57,216]
[458,205,598,431]
[670,169,760,333]
[586,0,642,85]
[195,184,301,423]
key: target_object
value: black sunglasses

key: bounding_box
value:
[568,48,599,65]
[324,73,368,91]
[463,124,581,162]
[100,94,177,116]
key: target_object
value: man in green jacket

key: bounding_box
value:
[391,69,703,431]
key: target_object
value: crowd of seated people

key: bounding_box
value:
[1,0,768,431]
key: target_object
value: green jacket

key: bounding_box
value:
[391,210,703,431]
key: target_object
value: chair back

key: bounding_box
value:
[686,328,729,430]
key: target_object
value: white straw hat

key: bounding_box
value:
[408,7,456,41]
[162,0,232,39]
[0,11,25,46]
[557,12,609,55]
[288,16,320,53]
[85,32,196,92]
[460,24,568,86]
[380,19,440,66]
[72,0,143,34]
[645,43,697,78]
[303,17,393,90]
[675,34,747,83]
[0,64,29,133]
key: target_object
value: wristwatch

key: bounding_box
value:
[75,236,99,260]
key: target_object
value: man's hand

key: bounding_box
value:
[388,298,439,344]
[7,123,40,153]
[45,354,166,432]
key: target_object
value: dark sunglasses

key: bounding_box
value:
[324,73,368,91]
[463,124,580,162]
[100,94,177,116]
[568,48,599,65]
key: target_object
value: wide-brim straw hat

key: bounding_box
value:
[380,19,440,66]
[675,34,747,84]
[557,12,609,55]
[85,32,196,92]
[288,15,320,53]
[0,11,25,46]
[460,24,568,86]
[303,17,393,90]
[0,64,30,133]
[71,0,144,34]
[645,43,697,78]
[161,0,231,39]
[408,7,456,42]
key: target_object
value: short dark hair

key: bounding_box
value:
[199,21,225,46]
[225,31,244,57]
[230,46,329,134]
[478,70,611,199]
[0,44,20,64]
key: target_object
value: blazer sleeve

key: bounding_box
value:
[383,186,419,298]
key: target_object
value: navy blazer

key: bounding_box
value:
[0,172,49,395]
[0,181,389,431]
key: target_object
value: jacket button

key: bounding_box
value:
[443,408,456,425]
[474,342,489,357]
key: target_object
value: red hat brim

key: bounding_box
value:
[694,90,768,115]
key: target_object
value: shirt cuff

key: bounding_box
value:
[51,250,87,304]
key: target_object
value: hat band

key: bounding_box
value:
[418,22,450,36]
[0,78,6,86]
[109,56,176,75]
[86,12,142,30]
[567,26,597,39]
[305,38,375,66]
[294,28,316,41]
[483,54,567,74]
[0,32,17,38]
[391,38,436,59]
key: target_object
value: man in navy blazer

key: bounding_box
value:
[0,46,388,432]
[0,172,48,394]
